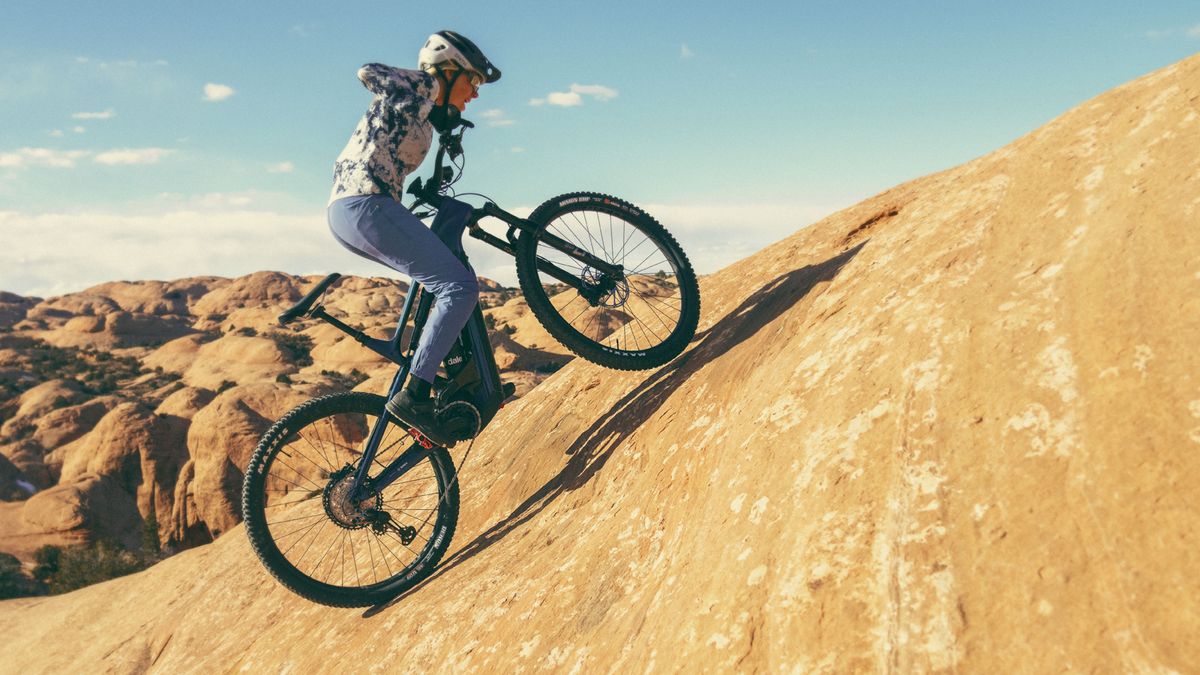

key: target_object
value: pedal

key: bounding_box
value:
[407,427,434,449]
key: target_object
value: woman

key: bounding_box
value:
[326,30,500,441]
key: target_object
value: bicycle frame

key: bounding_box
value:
[344,198,506,500]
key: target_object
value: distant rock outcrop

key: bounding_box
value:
[0,269,549,558]
[0,292,39,332]
[185,383,327,538]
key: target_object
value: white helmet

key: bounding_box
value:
[418,31,501,85]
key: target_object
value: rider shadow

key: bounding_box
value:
[364,241,865,617]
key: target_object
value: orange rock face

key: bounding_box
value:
[1,54,1198,672]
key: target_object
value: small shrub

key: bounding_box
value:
[141,501,161,556]
[33,545,60,583]
[217,380,236,393]
[236,326,258,337]
[50,395,75,410]
[0,552,39,599]
[484,315,497,330]
[502,324,517,335]
[321,369,369,391]
[276,373,293,384]
[267,331,314,367]
[7,421,35,441]
[33,540,148,595]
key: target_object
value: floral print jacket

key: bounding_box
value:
[328,64,440,205]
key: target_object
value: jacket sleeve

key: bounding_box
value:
[357,64,438,102]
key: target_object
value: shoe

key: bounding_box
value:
[385,390,451,446]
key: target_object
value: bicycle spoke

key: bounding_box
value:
[628,257,673,276]
[265,467,324,495]
[300,422,336,473]
[288,519,328,564]
[310,526,343,578]
[279,438,336,479]
[372,534,394,579]
[566,301,593,328]
[268,511,327,528]
[567,211,609,261]
[553,291,584,315]
[381,491,440,503]
[608,212,616,267]
[365,530,379,584]
[631,288,678,331]
[550,221,592,258]
[274,515,326,550]
[348,532,362,588]
[319,415,368,459]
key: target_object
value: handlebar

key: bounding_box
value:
[407,115,474,209]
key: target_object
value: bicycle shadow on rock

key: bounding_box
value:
[364,242,866,617]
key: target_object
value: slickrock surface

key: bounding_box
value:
[1,54,1198,672]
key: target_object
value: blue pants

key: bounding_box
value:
[327,194,479,383]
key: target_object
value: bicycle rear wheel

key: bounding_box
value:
[515,192,700,370]
[242,392,458,607]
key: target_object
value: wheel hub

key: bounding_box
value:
[580,266,629,308]
[322,465,381,530]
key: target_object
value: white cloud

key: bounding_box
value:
[1144,24,1200,39]
[93,148,174,165]
[72,109,115,120]
[510,147,526,153]
[547,91,582,106]
[570,84,618,101]
[48,129,64,137]
[0,197,853,298]
[72,126,86,134]
[681,43,695,58]
[203,83,235,102]
[0,203,332,298]
[267,161,295,173]
[75,57,168,69]
[529,83,619,108]
[0,147,88,169]
[479,108,515,127]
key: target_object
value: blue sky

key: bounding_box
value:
[2,1,1198,297]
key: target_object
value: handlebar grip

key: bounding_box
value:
[279,272,342,325]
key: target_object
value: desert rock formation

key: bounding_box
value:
[1,54,1198,671]
[0,271,567,558]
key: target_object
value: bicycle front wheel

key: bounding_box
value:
[515,192,700,370]
[242,392,459,607]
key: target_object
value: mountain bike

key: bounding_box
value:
[241,117,701,606]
